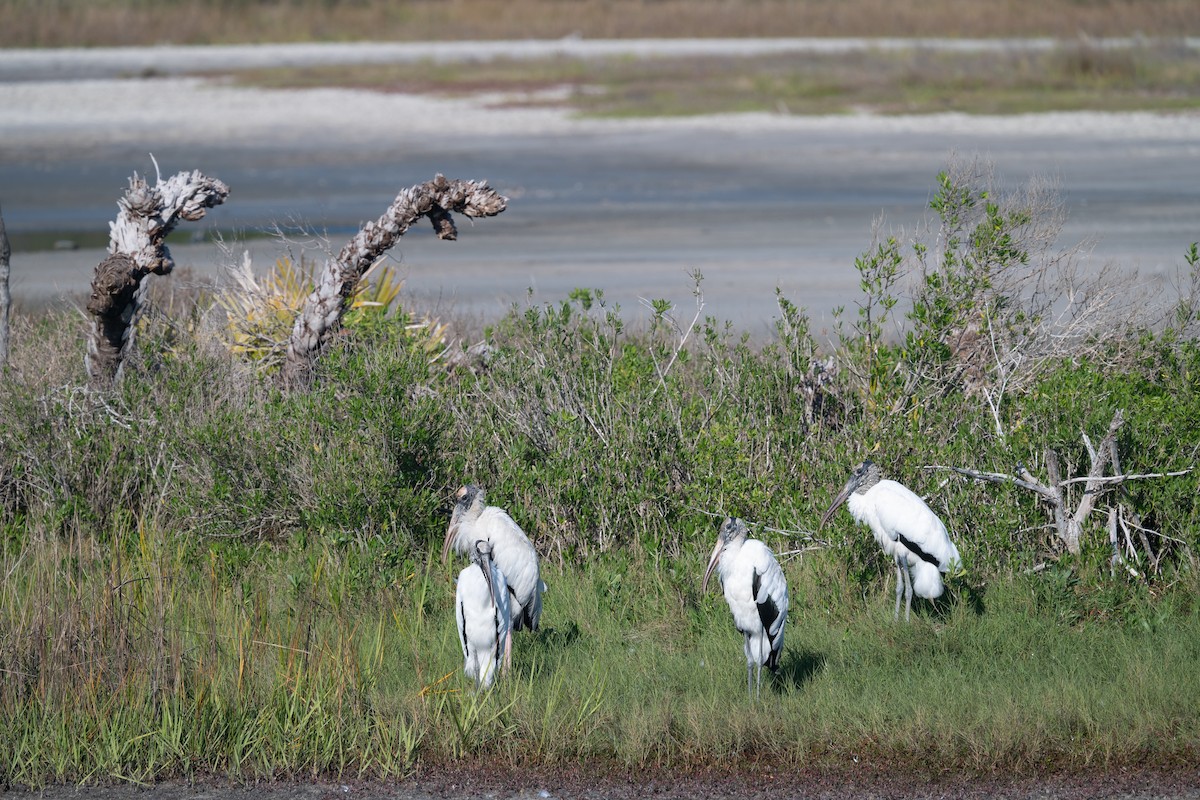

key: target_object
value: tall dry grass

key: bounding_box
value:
[2,0,1198,48]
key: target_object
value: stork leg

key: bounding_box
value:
[755,661,763,700]
[901,555,913,622]
[746,660,754,699]
[503,632,513,674]
[893,558,904,620]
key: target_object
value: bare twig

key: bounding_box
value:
[1107,505,1140,577]
[1044,448,1069,545]
[642,269,705,399]
[759,524,829,546]
[0,201,10,368]
[980,301,1011,439]
[687,505,725,521]
[777,545,829,562]
[1056,469,1191,487]
[923,464,1057,502]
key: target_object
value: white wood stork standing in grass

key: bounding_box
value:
[820,459,962,621]
[702,517,789,699]
[443,485,544,663]
[455,540,512,691]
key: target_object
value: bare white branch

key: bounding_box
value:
[1057,469,1191,487]
[923,464,1058,502]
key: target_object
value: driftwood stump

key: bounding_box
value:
[86,168,229,386]
[282,174,507,386]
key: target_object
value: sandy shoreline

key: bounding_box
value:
[4,74,1200,152]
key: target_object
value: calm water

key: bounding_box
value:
[3,45,1198,332]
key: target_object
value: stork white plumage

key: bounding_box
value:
[820,459,961,621]
[443,485,544,652]
[702,517,789,699]
[455,540,512,691]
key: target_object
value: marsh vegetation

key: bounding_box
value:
[2,162,1199,787]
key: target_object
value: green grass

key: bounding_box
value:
[3,533,1198,786]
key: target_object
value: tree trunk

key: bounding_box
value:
[86,168,229,386]
[282,174,506,386]
[0,202,10,368]
[1066,409,1124,555]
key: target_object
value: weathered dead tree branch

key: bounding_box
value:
[927,409,1191,558]
[0,202,10,368]
[86,168,229,386]
[282,174,506,386]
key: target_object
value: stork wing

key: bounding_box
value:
[480,507,542,623]
[871,480,960,570]
[490,565,513,664]
[745,541,788,642]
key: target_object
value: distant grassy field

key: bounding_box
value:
[5,1,1197,117]
[234,41,1200,116]
[2,0,1199,47]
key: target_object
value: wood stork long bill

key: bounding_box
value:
[820,459,961,621]
[702,517,789,699]
[443,485,544,646]
[455,540,512,691]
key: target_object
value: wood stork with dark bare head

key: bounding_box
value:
[443,485,544,651]
[820,459,961,621]
[702,517,789,699]
[455,539,512,691]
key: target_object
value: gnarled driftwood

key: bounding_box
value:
[282,174,506,386]
[86,168,229,386]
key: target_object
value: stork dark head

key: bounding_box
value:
[819,459,883,529]
[443,483,487,561]
[702,517,749,594]
[721,517,750,544]
[456,483,485,509]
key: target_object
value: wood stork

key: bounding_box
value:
[820,459,961,621]
[455,540,512,691]
[702,517,789,699]
[443,485,544,648]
